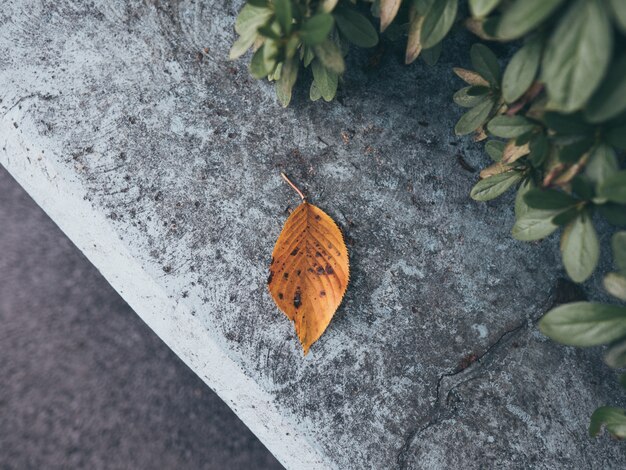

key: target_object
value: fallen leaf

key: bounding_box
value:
[268,174,350,354]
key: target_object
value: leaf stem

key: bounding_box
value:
[281,172,306,201]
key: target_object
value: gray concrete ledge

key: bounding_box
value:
[1,1,625,468]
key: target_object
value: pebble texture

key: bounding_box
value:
[1,1,625,468]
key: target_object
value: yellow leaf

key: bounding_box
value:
[501,139,530,164]
[268,174,350,354]
[452,67,490,86]
[553,154,590,187]
[480,162,511,179]
[380,0,402,32]
[405,13,424,64]
[473,126,488,142]
[465,17,498,40]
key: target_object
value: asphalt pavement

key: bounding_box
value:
[0,166,283,470]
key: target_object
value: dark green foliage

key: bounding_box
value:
[540,232,626,439]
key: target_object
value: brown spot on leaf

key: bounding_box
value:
[278,293,283,299]
[325,264,334,275]
[290,247,300,256]
[320,291,326,297]
[267,271,274,285]
[283,272,289,279]
[294,290,302,309]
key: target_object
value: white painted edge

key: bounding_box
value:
[1,119,334,470]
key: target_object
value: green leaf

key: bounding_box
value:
[455,97,495,136]
[249,46,269,78]
[585,144,619,188]
[502,37,542,103]
[613,232,626,273]
[469,0,501,17]
[269,61,282,81]
[598,171,626,204]
[560,212,600,283]
[313,40,345,74]
[485,140,505,162]
[258,24,281,39]
[274,0,292,34]
[599,203,626,228]
[528,133,549,167]
[334,7,378,48]
[514,178,533,219]
[586,54,626,123]
[275,57,298,107]
[302,45,315,67]
[453,87,490,108]
[542,111,593,136]
[487,115,535,138]
[605,338,626,368]
[604,273,626,302]
[524,188,577,210]
[310,81,322,101]
[552,207,580,227]
[300,13,334,45]
[512,209,560,241]
[470,171,523,201]
[420,0,458,49]
[497,0,565,40]
[415,0,435,16]
[609,0,626,33]
[605,123,626,149]
[539,302,626,346]
[557,137,594,164]
[235,4,273,35]
[231,5,274,60]
[311,60,338,102]
[263,38,280,73]
[571,177,594,201]
[422,42,442,65]
[542,0,612,112]
[229,33,257,60]
[589,407,626,439]
[470,44,500,86]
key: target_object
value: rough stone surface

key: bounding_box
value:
[0,167,282,470]
[1,1,625,469]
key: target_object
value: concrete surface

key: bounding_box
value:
[1,1,625,468]
[0,167,282,469]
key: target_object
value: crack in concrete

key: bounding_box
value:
[395,278,585,469]
[396,320,527,469]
